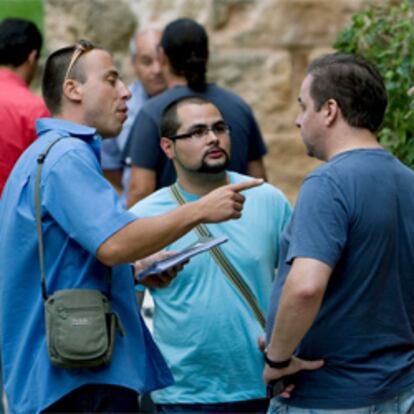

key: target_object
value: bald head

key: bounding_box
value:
[131,29,166,97]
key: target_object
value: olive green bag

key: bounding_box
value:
[35,138,124,368]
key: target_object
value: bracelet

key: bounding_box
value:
[264,351,291,369]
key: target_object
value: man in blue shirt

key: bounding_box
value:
[130,96,292,413]
[101,29,166,207]
[264,53,414,413]
[0,40,263,414]
[125,18,268,207]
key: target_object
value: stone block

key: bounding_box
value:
[45,0,136,53]
[209,49,292,131]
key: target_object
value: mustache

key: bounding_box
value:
[203,146,229,158]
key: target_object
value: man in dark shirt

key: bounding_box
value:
[125,18,267,207]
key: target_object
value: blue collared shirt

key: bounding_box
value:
[0,118,173,414]
[101,81,149,206]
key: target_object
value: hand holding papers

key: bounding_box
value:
[137,235,228,281]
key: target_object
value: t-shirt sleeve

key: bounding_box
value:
[245,109,267,161]
[42,147,136,255]
[285,174,348,268]
[126,110,161,169]
[272,189,293,268]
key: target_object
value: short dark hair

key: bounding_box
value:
[0,18,43,66]
[42,40,95,115]
[160,96,220,138]
[307,53,387,132]
[161,18,208,92]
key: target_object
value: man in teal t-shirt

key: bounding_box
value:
[130,96,292,413]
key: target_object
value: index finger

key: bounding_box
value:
[229,178,264,193]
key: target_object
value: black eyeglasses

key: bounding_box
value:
[168,121,231,141]
[64,39,95,81]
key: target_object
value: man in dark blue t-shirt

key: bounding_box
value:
[264,53,414,413]
[124,18,267,207]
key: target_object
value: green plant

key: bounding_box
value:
[0,0,44,33]
[334,0,414,168]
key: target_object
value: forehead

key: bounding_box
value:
[136,31,161,56]
[176,103,223,126]
[299,74,314,99]
[80,49,116,76]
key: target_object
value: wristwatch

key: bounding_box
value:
[264,348,291,369]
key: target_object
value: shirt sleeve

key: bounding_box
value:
[126,110,161,169]
[42,146,136,255]
[285,174,348,268]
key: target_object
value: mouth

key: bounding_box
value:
[115,107,128,123]
[204,148,226,159]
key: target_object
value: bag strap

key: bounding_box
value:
[35,138,112,302]
[170,183,266,329]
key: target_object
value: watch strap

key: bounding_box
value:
[264,352,291,369]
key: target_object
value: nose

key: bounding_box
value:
[295,113,301,128]
[205,128,220,143]
[119,80,131,100]
[152,59,162,74]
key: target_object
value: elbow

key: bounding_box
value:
[289,283,325,304]
[96,238,124,267]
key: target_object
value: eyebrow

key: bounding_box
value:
[104,69,119,78]
[186,120,225,130]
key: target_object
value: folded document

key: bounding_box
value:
[138,235,229,280]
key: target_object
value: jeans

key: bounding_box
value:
[156,398,268,413]
[267,385,414,414]
[41,384,140,413]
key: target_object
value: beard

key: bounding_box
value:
[196,149,230,174]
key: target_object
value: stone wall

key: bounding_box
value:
[44,0,374,203]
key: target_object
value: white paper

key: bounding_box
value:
[138,235,228,280]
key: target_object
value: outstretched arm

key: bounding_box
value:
[97,179,264,266]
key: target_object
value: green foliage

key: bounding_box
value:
[0,0,44,33]
[334,0,414,168]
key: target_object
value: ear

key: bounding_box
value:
[323,99,339,127]
[62,79,83,104]
[27,49,38,65]
[160,137,175,160]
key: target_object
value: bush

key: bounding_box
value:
[334,0,414,168]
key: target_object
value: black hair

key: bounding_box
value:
[307,53,387,132]
[0,18,43,66]
[161,18,208,92]
[160,95,220,138]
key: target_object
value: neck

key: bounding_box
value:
[1,64,30,85]
[55,107,89,129]
[164,70,187,89]
[326,128,382,160]
[176,171,228,196]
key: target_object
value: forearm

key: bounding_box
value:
[267,284,324,360]
[103,169,123,195]
[247,158,268,181]
[267,258,331,360]
[97,202,202,265]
